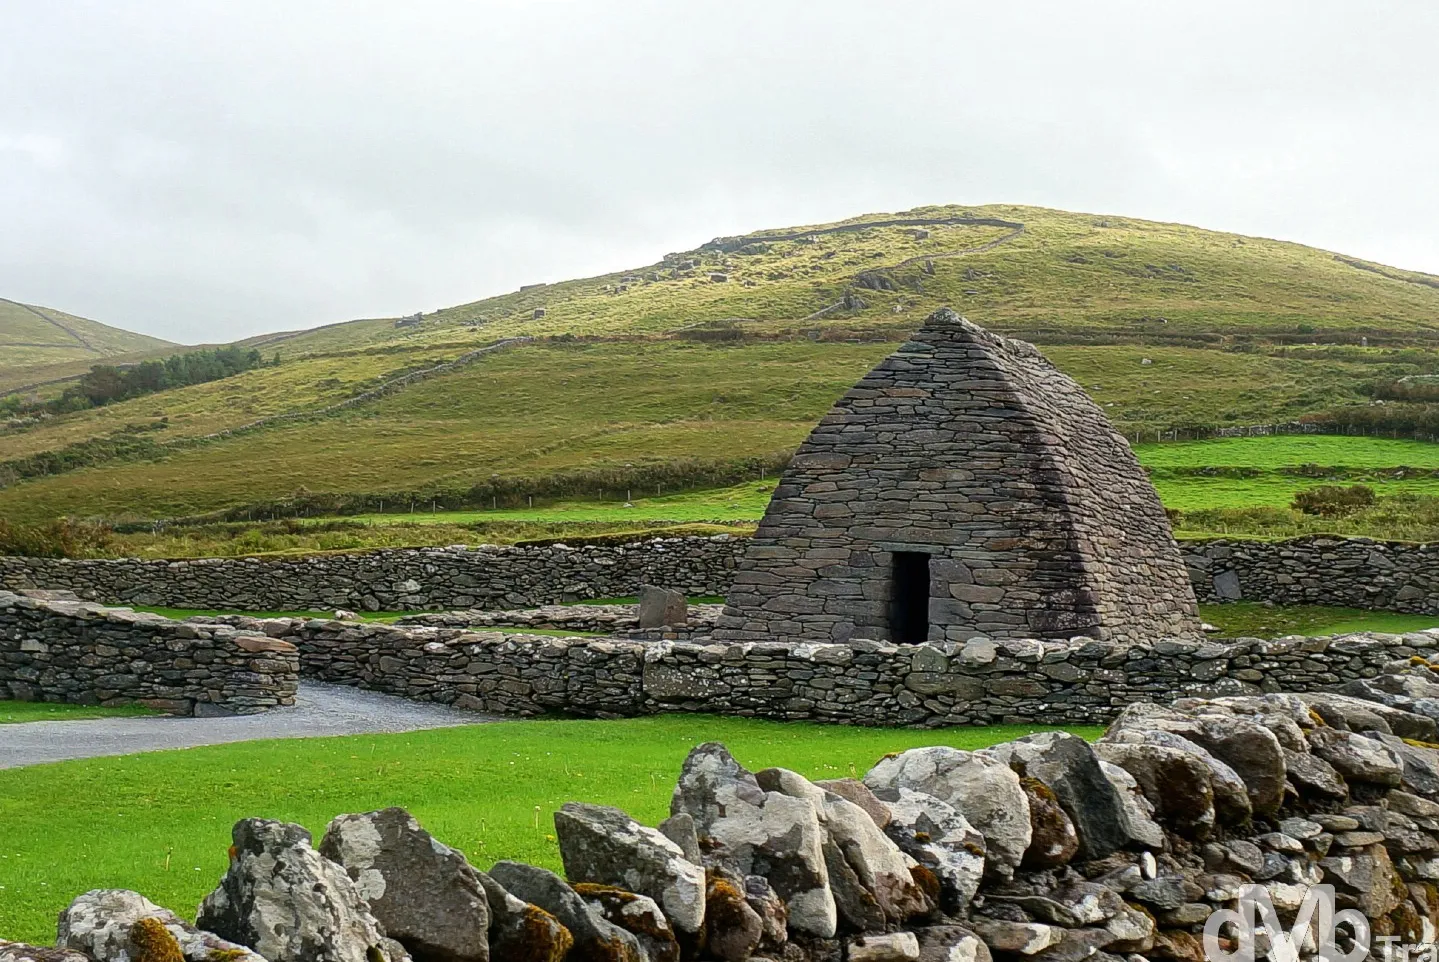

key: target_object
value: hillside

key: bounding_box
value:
[0,299,174,379]
[5,203,1439,526]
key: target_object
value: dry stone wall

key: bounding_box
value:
[202,612,1439,726]
[3,532,1439,617]
[1186,535,1439,613]
[0,590,299,715]
[0,537,739,612]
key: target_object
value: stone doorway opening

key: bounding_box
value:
[890,551,930,644]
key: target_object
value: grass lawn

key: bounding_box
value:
[0,715,1097,944]
[0,701,157,725]
[1198,603,1439,639]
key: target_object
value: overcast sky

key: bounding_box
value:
[2,0,1435,345]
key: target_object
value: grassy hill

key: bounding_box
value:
[6,203,1439,529]
[0,299,174,378]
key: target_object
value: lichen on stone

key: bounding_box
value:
[127,917,184,962]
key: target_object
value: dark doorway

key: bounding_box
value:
[890,551,931,644]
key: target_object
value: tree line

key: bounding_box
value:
[2,346,271,417]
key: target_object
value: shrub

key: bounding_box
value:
[1291,484,1377,517]
[0,519,113,558]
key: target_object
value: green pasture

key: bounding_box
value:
[0,716,1096,944]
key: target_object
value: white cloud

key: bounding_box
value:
[0,0,1435,343]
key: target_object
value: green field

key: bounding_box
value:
[1198,603,1439,638]
[0,716,1097,944]
[7,204,1439,530]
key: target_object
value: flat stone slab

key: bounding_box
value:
[0,683,497,770]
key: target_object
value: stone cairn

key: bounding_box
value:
[13,659,1439,962]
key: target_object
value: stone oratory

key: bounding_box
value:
[715,308,1202,644]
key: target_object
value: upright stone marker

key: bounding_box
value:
[715,308,1201,644]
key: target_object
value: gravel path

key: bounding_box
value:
[0,683,498,770]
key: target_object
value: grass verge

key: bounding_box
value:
[0,716,1097,943]
[0,702,157,725]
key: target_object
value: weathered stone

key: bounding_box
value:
[1093,742,1215,839]
[1306,728,1404,786]
[196,819,408,962]
[487,861,643,962]
[866,747,1032,877]
[849,932,921,961]
[969,919,1063,956]
[703,869,763,962]
[1100,728,1250,825]
[816,778,892,829]
[758,767,932,923]
[0,943,90,962]
[1321,844,1405,917]
[637,586,687,629]
[879,787,986,910]
[1019,778,1079,869]
[553,802,706,934]
[670,743,836,937]
[57,889,266,962]
[574,885,680,962]
[319,807,489,962]
[1305,691,1439,741]
[913,925,993,962]
[476,873,572,962]
[985,732,1128,861]
[1283,747,1349,800]
[1366,732,1439,796]
[1107,704,1284,815]
[1097,760,1165,849]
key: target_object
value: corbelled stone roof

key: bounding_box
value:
[716,308,1201,643]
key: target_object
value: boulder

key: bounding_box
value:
[865,747,1032,878]
[1321,843,1405,917]
[1093,742,1215,839]
[574,885,680,962]
[197,819,408,962]
[1306,728,1404,786]
[702,869,763,962]
[554,802,706,934]
[670,743,836,937]
[637,586,687,629]
[319,807,490,962]
[1107,704,1284,815]
[878,787,986,910]
[1100,728,1251,824]
[849,932,920,961]
[57,888,267,962]
[1364,731,1439,797]
[913,926,992,962]
[0,944,90,962]
[1098,760,1165,849]
[742,875,788,949]
[757,767,932,923]
[984,732,1127,861]
[816,778,892,829]
[1018,778,1079,869]
[476,873,572,962]
[656,813,701,864]
[1282,747,1349,800]
[968,919,1064,956]
[487,861,643,962]
[1307,691,1439,741]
